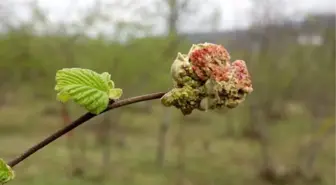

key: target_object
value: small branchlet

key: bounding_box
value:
[0,43,254,184]
[161,43,253,115]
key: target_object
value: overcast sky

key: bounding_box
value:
[8,0,336,35]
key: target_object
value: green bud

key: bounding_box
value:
[0,158,14,184]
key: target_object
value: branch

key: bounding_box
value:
[7,92,166,168]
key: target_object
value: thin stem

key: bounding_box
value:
[8,92,166,168]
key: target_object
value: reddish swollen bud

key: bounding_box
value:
[162,42,253,115]
[189,43,230,81]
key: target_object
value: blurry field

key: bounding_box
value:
[0,91,334,185]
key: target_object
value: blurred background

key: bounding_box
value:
[0,0,335,185]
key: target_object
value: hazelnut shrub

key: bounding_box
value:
[0,42,252,184]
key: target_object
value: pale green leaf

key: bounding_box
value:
[100,72,115,88]
[56,91,71,103]
[109,88,123,99]
[55,68,122,114]
[0,158,14,184]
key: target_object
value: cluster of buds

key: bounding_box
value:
[161,43,253,115]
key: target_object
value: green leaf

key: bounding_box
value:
[55,68,123,114]
[100,72,115,88]
[109,88,123,99]
[0,158,14,184]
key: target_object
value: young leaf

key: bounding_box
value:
[109,88,123,99]
[55,68,123,114]
[0,158,14,184]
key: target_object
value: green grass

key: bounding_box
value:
[0,95,334,185]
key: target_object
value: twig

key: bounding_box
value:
[8,92,166,167]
